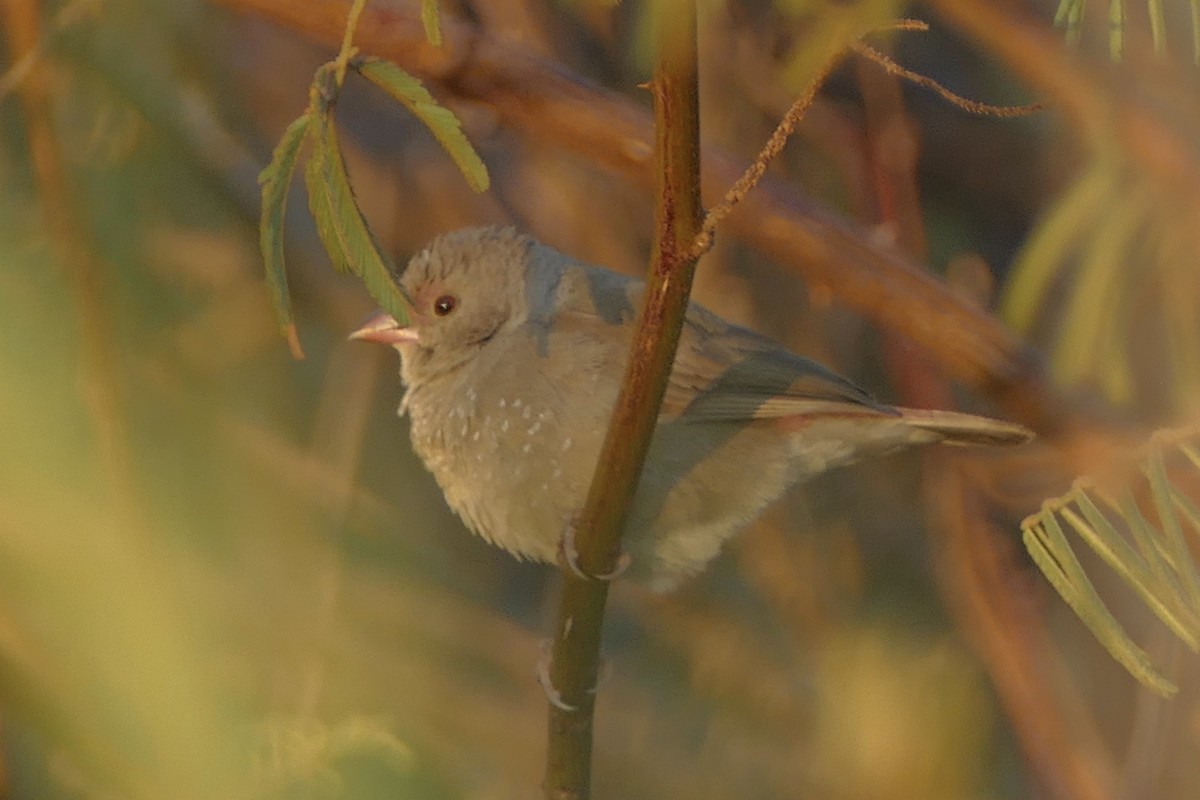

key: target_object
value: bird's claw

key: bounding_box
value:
[591,551,632,581]
[535,639,611,712]
[558,523,632,582]
[536,639,577,712]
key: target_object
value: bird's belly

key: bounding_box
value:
[408,394,586,564]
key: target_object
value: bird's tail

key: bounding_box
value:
[897,408,1034,446]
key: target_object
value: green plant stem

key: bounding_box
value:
[333,0,368,84]
[542,2,701,798]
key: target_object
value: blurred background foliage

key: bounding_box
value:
[2,0,1200,798]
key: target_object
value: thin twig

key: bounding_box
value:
[851,41,1044,117]
[689,16,1042,262]
[686,47,840,261]
[688,19,935,261]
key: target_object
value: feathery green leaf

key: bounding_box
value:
[258,112,313,357]
[304,110,411,325]
[353,57,489,192]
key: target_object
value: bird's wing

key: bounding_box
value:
[661,304,897,423]
[546,264,894,424]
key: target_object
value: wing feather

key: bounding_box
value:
[545,264,894,424]
[663,304,894,423]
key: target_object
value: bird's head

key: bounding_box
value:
[351,226,537,386]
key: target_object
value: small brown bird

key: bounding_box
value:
[352,227,1031,591]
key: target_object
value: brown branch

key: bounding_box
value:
[543,4,703,798]
[210,0,1067,436]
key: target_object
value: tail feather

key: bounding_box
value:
[897,408,1034,446]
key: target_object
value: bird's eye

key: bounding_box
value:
[433,295,458,317]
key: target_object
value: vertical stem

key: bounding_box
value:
[542,1,701,798]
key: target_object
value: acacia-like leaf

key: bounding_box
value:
[353,57,489,192]
[1024,515,1176,696]
[1148,449,1200,614]
[303,110,410,325]
[258,112,313,358]
[1065,493,1200,648]
[1021,431,1200,696]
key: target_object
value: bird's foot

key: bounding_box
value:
[558,523,632,582]
[535,639,611,713]
[536,639,576,712]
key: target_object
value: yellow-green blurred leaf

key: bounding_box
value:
[1051,181,1147,387]
[777,0,905,90]
[1002,165,1114,334]
[422,0,443,47]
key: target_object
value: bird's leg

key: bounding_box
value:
[558,521,632,581]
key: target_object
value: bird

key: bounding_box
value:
[351,226,1032,591]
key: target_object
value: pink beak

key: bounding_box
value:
[348,312,419,345]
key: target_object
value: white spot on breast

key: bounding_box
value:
[528,421,541,435]
[501,419,510,432]
[522,443,532,454]
[472,430,480,441]
[513,398,522,408]
[562,437,572,451]
[552,466,562,479]
[499,398,506,409]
